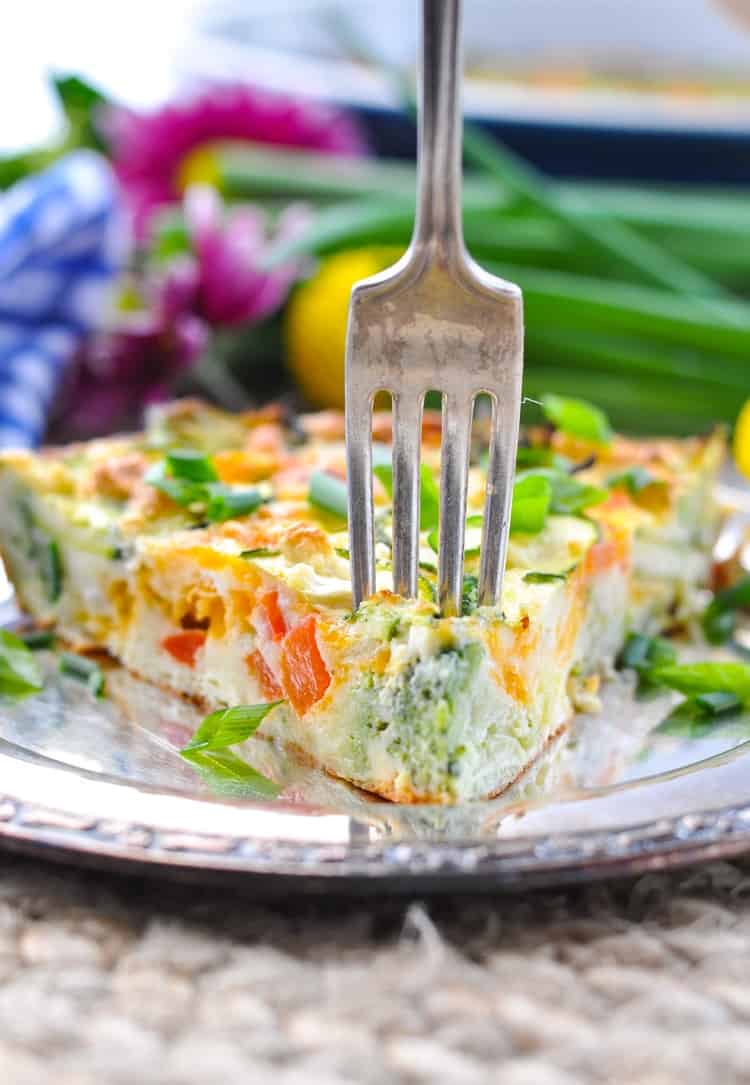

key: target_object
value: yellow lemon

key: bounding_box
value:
[285,247,402,410]
[733,398,750,479]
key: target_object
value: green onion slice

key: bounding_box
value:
[702,576,750,646]
[59,652,105,697]
[374,463,440,532]
[309,470,349,519]
[510,475,551,535]
[166,449,219,483]
[19,629,55,650]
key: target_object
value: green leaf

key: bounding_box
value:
[374,464,440,532]
[52,74,107,120]
[240,548,281,559]
[182,702,283,752]
[59,652,105,697]
[166,450,218,483]
[606,466,663,495]
[650,662,750,704]
[523,570,570,583]
[0,632,43,698]
[542,394,613,445]
[510,475,551,535]
[181,747,280,798]
[309,470,349,520]
[50,74,108,149]
[702,577,750,646]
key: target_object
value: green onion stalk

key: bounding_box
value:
[202,140,750,435]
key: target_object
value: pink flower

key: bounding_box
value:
[168,184,306,327]
[105,84,366,235]
[52,186,305,439]
[53,304,208,440]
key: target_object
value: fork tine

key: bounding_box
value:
[391,389,424,598]
[478,389,521,608]
[438,392,474,616]
[346,387,375,607]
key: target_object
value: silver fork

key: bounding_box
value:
[345,0,524,616]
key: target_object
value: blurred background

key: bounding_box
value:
[2,0,750,456]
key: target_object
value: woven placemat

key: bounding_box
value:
[2,853,750,1084]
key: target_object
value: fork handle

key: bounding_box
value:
[413,0,465,256]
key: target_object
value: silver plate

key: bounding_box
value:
[1,632,750,892]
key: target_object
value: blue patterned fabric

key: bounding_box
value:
[0,152,125,448]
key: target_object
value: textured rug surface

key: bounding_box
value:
[2,853,750,1084]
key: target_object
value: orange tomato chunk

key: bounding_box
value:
[259,591,287,641]
[280,616,331,716]
[162,630,206,667]
[246,649,283,700]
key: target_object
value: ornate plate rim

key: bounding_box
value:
[2,738,750,892]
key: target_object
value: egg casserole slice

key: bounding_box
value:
[0,400,725,803]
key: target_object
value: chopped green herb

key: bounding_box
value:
[181,747,281,798]
[59,652,106,697]
[166,449,219,483]
[0,631,43,698]
[240,548,281,560]
[606,466,663,496]
[702,576,750,646]
[374,464,440,531]
[334,547,350,559]
[510,474,551,535]
[523,570,570,583]
[649,662,750,705]
[182,702,283,753]
[309,470,349,519]
[542,394,612,446]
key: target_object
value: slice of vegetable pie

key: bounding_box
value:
[0,399,725,802]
